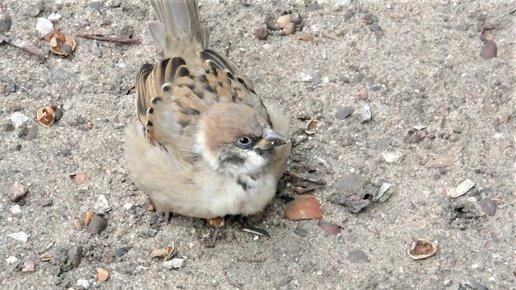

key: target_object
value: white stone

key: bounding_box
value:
[76,279,90,289]
[382,151,403,163]
[123,203,134,211]
[48,13,62,22]
[359,105,372,123]
[10,204,21,215]
[9,112,30,128]
[300,72,313,82]
[93,194,111,214]
[7,231,29,243]
[163,258,185,269]
[447,179,475,198]
[36,17,53,36]
[6,256,19,264]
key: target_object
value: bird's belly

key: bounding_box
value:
[187,173,277,219]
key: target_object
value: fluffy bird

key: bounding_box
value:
[125,0,291,225]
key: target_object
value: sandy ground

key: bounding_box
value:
[1,0,515,289]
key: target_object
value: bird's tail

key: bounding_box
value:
[148,0,209,58]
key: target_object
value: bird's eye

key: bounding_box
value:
[236,136,253,149]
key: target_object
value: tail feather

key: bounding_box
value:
[148,0,209,57]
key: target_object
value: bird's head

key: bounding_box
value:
[195,103,287,176]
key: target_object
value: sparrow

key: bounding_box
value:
[125,0,291,226]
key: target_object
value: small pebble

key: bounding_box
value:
[68,245,83,268]
[318,221,341,235]
[448,179,475,198]
[284,194,322,220]
[21,260,35,272]
[9,112,30,128]
[6,256,19,265]
[87,215,108,234]
[359,105,372,123]
[480,40,497,60]
[358,87,368,99]
[10,204,21,215]
[382,151,403,163]
[123,203,134,210]
[77,279,90,289]
[36,17,53,36]
[293,225,308,237]
[254,26,268,40]
[0,13,12,33]
[300,72,313,82]
[10,181,29,202]
[93,194,111,215]
[374,182,392,202]
[48,13,62,22]
[27,1,44,17]
[478,198,496,216]
[119,25,134,38]
[163,258,185,269]
[335,106,354,120]
[8,231,29,243]
[113,247,130,257]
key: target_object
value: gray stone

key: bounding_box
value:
[335,106,354,120]
[67,245,83,268]
[347,249,370,263]
[478,198,496,216]
[359,105,372,123]
[0,14,12,33]
[27,1,44,17]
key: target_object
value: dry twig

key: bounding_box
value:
[76,32,141,45]
[0,34,47,58]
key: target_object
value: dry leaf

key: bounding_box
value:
[408,238,437,260]
[96,268,109,282]
[43,30,76,56]
[285,194,322,220]
[84,210,94,226]
[150,244,176,261]
[36,105,57,128]
[207,217,225,227]
[304,119,319,135]
[40,253,52,262]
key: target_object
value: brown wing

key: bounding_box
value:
[135,49,270,147]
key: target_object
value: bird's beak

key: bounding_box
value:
[253,128,287,151]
